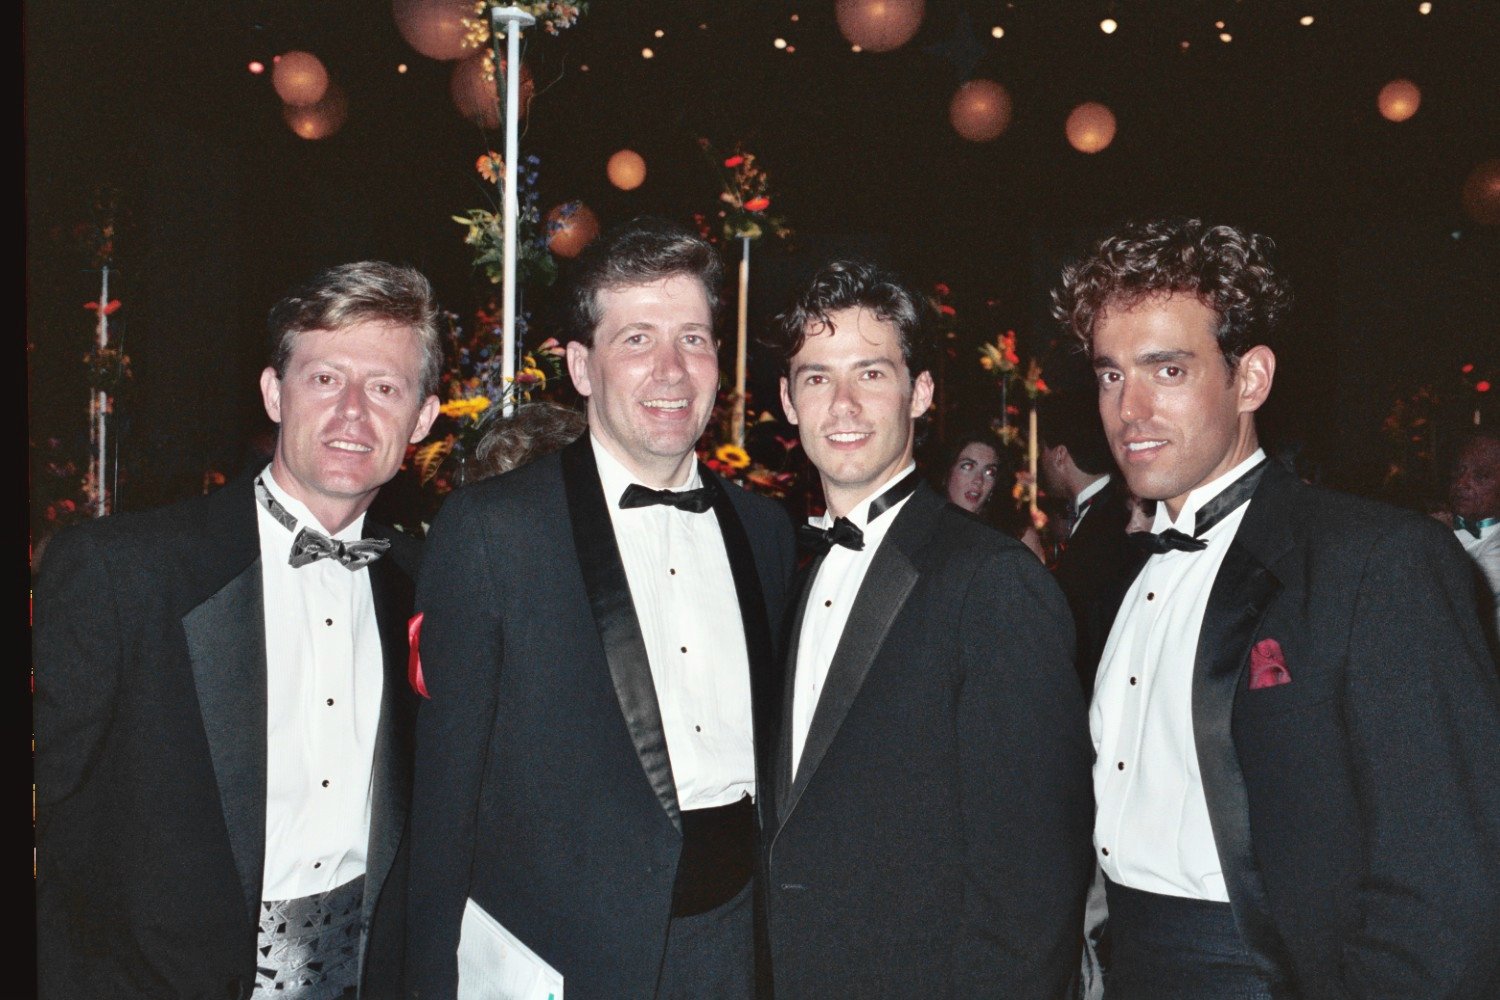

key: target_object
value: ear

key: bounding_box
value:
[260,367,284,424]
[779,376,799,426]
[409,395,442,445]
[1236,345,1276,415]
[1045,443,1069,472]
[909,370,935,417]
[565,341,593,398]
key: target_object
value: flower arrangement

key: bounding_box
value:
[697,396,799,499]
[464,1,587,43]
[454,152,559,289]
[696,141,792,243]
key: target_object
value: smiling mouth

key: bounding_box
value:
[327,439,373,453]
[1123,439,1167,455]
[642,399,689,412]
[827,431,871,444]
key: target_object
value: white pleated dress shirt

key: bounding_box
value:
[1091,449,1265,902]
[256,468,382,902]
[593,436,756,810]
[790,464,916,778]
[1070,473,1112,538]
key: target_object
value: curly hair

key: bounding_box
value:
[764,258,934,380]
[474,401,587,479]
[1050,218,1293,371]
[562,216,722,347]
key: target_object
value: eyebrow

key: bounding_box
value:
[1093,348,1195,369]
[792,356,896,377]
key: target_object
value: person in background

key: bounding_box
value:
[1442,427,1500,646]
[1054,217,1500,998]
[35,261,442,998]
[938,429,1046,560]
[473,399,587,479]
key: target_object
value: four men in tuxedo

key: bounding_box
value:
[406,219,794,999]
[34,262,442,997]
[760,260,1095,997]
[1053,218,1500,997]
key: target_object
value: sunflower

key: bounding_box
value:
[714,444,751,471]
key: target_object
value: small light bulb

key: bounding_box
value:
[1215,20,1225,29]
[1100,18,1118,34]
[1299,15,1314,26]
[851,43,862,52]
[790,13,799,22]
[653,28,664,38]
[774,37,787,49]
[1219,31,1232,42]
[1418,2,1432,13]
[785,44,796,53]
[397,63,408,73]
[248,60,265,75]
[991,26,1004,39]
[641,47,654,59]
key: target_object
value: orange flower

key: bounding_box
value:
[477,152,503,184]
[1034,377,1049,393]
[743,196,771,212]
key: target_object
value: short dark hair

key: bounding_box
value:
[1037,392,1114,476]
[474,401,587,478]
[765,259,934,380]
[268,261,443,397]
[562,217,722,347]
[1051,218,1293,371]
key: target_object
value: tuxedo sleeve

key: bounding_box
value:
[33,525,125,995]
[952,544,1096,998]
[406,487,506,998]
[1340,518,1500,997]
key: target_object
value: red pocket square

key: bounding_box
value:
[408,612,429,699]
[1249,638,1292,690]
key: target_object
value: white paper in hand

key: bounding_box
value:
[457,897,565,1000]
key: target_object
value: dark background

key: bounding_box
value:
[26,0,1500,529]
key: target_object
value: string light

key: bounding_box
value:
[653,28,664,38]
[396,63,408,73]
[641,47,654,59]
[1215,20,1225,29]
[1100,18,1118,34]
[248,60,265,75]
[774,37,787,49]
[1299,15,1314,26]
[1219,31,1233,42]
[790,13,799,22]
[991,26,1005,39]
[1418,2,1432,13]
[786,44,796,53]
[851,43,862,52]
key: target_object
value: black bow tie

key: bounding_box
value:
[798,517,864,555]
[619,482,715,514]
[256,475,388,570]
[1128,458,1269,556]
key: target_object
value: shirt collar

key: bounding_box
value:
[591,433,701,507]
[1076,473,1111,508]
[1153,448,1266,535]
[261,465,366,542]
[811,463,918,538]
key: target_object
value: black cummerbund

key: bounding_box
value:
[670,793,755,917]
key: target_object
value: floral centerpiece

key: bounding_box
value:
[696,141,792,244]
[463,1,587,43]
[454,151,558,289]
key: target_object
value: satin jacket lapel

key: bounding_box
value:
[183,560,268,925]
[775,553,825,823]
[562,438,681,831]
[361,540,416,939]
[778,486,938,831]
[1192,472,1297,982]
[704,469,777,830]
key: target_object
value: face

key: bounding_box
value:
[566,274,718,487]
[261,321,440,531]
[1092,294,1274,519]
[780,305,934,516]
[1450,437,1500,520]
[946,441,1001,512]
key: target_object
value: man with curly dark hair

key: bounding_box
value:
[1052,218,1500,999]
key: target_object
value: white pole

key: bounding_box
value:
[490,6,535,418]
[92,265,110,517]
[733,236,750,447]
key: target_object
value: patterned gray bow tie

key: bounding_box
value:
[256,475,388,570]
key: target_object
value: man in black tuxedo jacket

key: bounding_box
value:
[406,219,794,999]
[34,262,443,998]
[762,260,1095,998]
[1053,218,1500,998]
[1039,390,1136,693]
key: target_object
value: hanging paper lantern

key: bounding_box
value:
[835,0,925,54]
[1461,159,1500,226]
[949,80,1012,142]
[392,0,473,61]
[1065,102,1117,154]
[1377,78,1421,122]
[283,84,348,140]
[547,202,601,259]
[272,51,330,107]
[607,150,647,191]
[451,53,533,129]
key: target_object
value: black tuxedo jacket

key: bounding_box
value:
[34,471,421,999]
[1052,477,1135,692]
[764,484,1095,999]
[405,437,795,1000]
[1099,461,1500,997]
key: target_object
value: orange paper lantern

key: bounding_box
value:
[1065,102,1117,154]
[273,51,330,107]
[283,84,348,140]
[1377,78,1421,122]
[392,0,473,61]
[949,80,1012,142]
[607,150,647,191]
[547,202,601,259]
[451,53,533,129]
[1461,159,1500,226]
[835,0,925,54]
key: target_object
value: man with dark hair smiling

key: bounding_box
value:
[761,259,1093,998]
[1054,218,1500,999]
